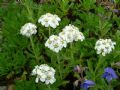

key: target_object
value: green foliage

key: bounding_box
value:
[0,0,120,90]
[14,80,36,90]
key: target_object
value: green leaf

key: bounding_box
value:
[14,80,36,90]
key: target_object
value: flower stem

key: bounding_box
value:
[48,85,51,90]
[23,0,34,22]
[108,82,113,90]
[57,53,62,79]
[49,27,51,36]
[95,55,104,73]
[30,37,39,64]
[70,43,74,65]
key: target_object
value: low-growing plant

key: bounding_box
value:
[0,0,120,90]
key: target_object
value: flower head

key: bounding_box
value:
[20,23,37,37]
[113,9,120,13]
[102,67,118,82]
[32,64,56,84]
[95,39,116,56]
[59,24,85,43]
[38,13,61,28]
[81,80,95,90]
[45,35,67,53]
[73,65,81,73]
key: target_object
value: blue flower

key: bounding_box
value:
[81,80,95,90]
[102,67,118,82]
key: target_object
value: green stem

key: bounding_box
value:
[30,37,39,64]
[23,0,39,63]
[70,43,74,65]
[57,54,62,79]
[93,55,105,90]
[49,27,51,36]
[108,82,113,90]
[95,55,104,73]
[47,85,51,90]
[23,0,34,22]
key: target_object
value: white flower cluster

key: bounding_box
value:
[59,24,85,43]
[95,39,116,56]
[45,24,85,53]
[32,64,56,84]
[45,35,67,53]
[20,23,37,37]
[38,13,61,28]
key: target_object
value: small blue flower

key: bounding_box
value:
[81,80,95,90]
[102,67,118,82]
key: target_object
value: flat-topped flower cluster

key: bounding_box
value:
[38,13,61,28]
[45,24,85,53]
[20,23,37,37]
[19,12,117,86]
[59,24,85,43]
[20,13,85,53]
[32,64,56,84]
[20,13,116,56]
[95,39,116,56]
[45,35,67,53]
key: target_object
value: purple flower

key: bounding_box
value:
[113,9,120,13]
[73,65,80,73]
[102,67,118,82]
[81,80,95,90]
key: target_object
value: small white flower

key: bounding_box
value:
[74,31,85,41]
[59,24,85,43]
[45,35,67,53]
[20,23,37,37]
[45,76,56,85]
[38,13,61,28]
[95,39,116,56]
[32,64,56,84]
[35,77,39,83]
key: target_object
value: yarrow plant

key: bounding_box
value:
[20,23,37,37]
[45,24,85,53]
[38,13,61,28]
[45,35,67,53]
[1,0,120,90]
[102,67,118,82]
[59,24,85,43]
[32,64,56,84]
[95,39,116,56]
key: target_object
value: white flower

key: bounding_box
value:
[20,23,37,37]
[59,24,85,43]
[95,39,116,56]
[38,13,61,28]
[45,76,56,85]
[74,31,85,41]
[32,64,56,84]
[45,35,67,53]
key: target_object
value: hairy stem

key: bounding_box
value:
[70,43,74,65]
[48,85,51,90]
[30,37,39,64]
[49,27,51,36]
[57,53,62,79]
[108,82,113,90]
[95,55,104,73]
